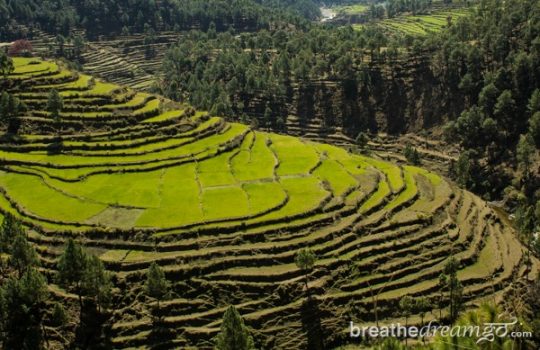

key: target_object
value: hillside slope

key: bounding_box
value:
[0,58,536,349]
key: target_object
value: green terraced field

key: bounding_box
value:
[0,57,535,350]
[354,7,473,36]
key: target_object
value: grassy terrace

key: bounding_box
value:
[354,7,473,36]
[0,58,532,349]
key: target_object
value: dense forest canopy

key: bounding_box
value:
[0,0,328,39]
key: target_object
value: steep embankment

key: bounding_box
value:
[0,58,536,349]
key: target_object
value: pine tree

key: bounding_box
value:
[517,133,535,179]
[56,239,88,312]
[295,248,316,290]
[0,50,13,78]
[51,302,68,327]
[399,296,414,346]
[47,89,63,125]
[0,214,25,273]
[145,262,169,309]
[9,233,39,277]
[444,256,463,322]
[0,268,49,349]
[355,132,369,151]
[82,254,112,313]
[215,305,255,350]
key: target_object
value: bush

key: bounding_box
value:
[403,143,421,165]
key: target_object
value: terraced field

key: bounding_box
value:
[1,58,536,349]
[354,7,473,36]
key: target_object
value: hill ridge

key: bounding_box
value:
[0,57,536,349]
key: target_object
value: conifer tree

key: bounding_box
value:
[215,305,255,350]
[47,89,63,126]
[82,254,112,313]
[9,233,39,277]
[295,248,316,290]
[56,239,88,311]
[145,261,170,310]
[0,267,49,349]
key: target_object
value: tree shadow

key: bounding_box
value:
[71,301,113,350]
[46,137,63,155]
[300,296,325,350]
[147,306,176,349]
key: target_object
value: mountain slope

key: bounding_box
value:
[0,57,536,349]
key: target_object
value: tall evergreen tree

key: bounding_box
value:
[82,254,112,313]
[56,239,88,311]
[295,248,316,290]
[215,305,255,350]
[0,268,49,349]
[9,233,39,277]
[47,89,63,126]
[145,262,170,309]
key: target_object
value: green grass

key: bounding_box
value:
[198,150,237,188]
[313,159,357,197]
[135,164,203,227]
[334,4,368,15]
[385,169,417,210]
[270,134,320,176]
[0,171,106,222]
[243,182,287,215]
[46,170,163,208]
[253,177,328,221]
[360,156,403,192]
[359,178,391,213]
[202,186,249,220]
[371,8,473,36]
[231,133,275,181]
[142,109,184,123]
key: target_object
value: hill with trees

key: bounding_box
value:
[0,55,538,349]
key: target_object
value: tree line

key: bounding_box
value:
[0,0,323,40]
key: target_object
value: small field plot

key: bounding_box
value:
[253,177,328,222]
[47,170,163,208]
[334,4,368,15]
[373,8,473,36]
[202,186,249,221]
[136,164,203,228]
[270,134,320,176]
[0,172,106,222]
[197,151,237,188]
[231,133,275,181]
[243,182,287,216]
[313,159,358,197]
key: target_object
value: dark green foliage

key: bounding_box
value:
[0,268,49,350]
[9,233,39,276]
[56,239,113,320]
[403,143,421,165]
[0,91,25,134]
[355,132,369,150]
[82,254,112,312]
[0,50,13,77]
[145,262,170,308]
[415,297,431,325]
[51,302,68,327]
[215,305,255,350]
[0,0,317,40]
[399,295,414,345]
[0,213,24,255]
[295,248,316,290]
[47,89,63,124]
[442,256,463,322]
[56,239,87,292]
